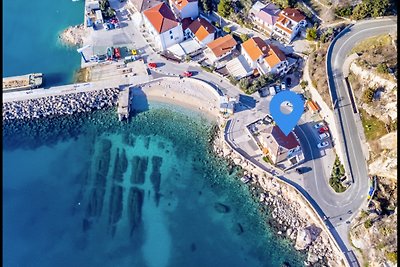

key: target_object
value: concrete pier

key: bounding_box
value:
[117,88,131,121]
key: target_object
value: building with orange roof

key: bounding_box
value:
[272,7,307,44]
[258,44,289,75]
[184,17,215,46]
[169,0,198,20]
[241,37,289,76]
[143,3,184,51]
[306,100,319,114]
[205,34,238,64]
[241,37,268,69]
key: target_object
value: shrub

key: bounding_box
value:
[385,251,398,263]
[306,26,318,41]
[377,63,389,74]
[300,80,308,89]
[335,5,353,17]
[364,219,373,229]
[238,77,251,90]
[218,0,233,18]
[228,75,238,85]
[362,87,376,103]
[240,33,249,42]
[223,26,231,33]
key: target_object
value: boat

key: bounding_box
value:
[3,73,43,92]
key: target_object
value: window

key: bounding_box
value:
[170,36,173,39]
[169,30,172,34]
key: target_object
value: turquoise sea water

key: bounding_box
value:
[3,0,84,86]
[3,105,307,267]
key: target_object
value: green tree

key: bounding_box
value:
[240,33,249,42]
[218,0,233,18]
[238,77,251,90]
[199,0,212,13]
[306,26,318,41]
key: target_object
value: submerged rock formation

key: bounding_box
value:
[128,187,144,237]
[150,156,163,205]
[130,156,148,184]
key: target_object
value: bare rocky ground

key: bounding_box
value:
[59,24,88,47]
[346,34,397,267]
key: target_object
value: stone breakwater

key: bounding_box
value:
[212,129,344,267]
[2,88,119,121]
[59,24,87,47]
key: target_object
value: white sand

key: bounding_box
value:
[132,78,221,122]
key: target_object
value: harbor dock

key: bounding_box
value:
[3,73,43,92]
[117,88,131,121]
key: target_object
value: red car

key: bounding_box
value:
[318,126,329,134]
[114,48,121,59]
[148,62,157,69]
[183,71,193,77]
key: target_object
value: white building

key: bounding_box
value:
[169,0,199,20]
[143,3,184,51]
[184,17,215,46]
[241,37,288,76]
[272,7,307,43]
[204,34,237,65]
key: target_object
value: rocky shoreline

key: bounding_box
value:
[2,88,119,121]
[59,24,87,47]
[212,129,344,266]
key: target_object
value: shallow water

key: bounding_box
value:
[3,105,307,267]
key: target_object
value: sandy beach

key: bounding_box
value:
[132,77,222,122]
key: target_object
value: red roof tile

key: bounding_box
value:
[143,3,178,34]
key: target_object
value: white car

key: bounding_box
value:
[317,141,329,148]
[318,132,330,140]
[281,81,286,90]
[314,122,325,129]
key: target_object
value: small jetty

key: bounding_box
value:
[3,73,43,92]
[117,88,131,121]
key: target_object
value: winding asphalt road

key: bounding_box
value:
[324,17,397,264]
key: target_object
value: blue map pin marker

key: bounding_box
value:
[269,91,304,136]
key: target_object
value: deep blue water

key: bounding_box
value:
[2,106,307,267]
[3,0,83,86]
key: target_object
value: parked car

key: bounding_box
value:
[318,132,330,140]
[296,167,312,174]
[281,81,286,90]
[114,48,121,59]
[318,126,329,134]
[317,141,329,149]
[183,71,193,77]
[314,122,325,129]
[148,62,157,69]
[275,84,281,93]
[269,86,276,96]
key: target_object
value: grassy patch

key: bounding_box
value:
[329,155,347,193]
[359,108,388,141]
[385,251,397,263]
[263,156,272,164]
[351,34,392,54]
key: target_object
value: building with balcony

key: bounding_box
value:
[272,8,306,43]
[184,17,215,46]
[249,1,281,34]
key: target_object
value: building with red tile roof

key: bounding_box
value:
[259,125,304,165]
[272,7,307,43]
[143,3,184,51]
[184,17,215,46]
[205,34,237,63]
